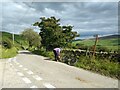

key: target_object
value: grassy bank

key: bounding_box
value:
[0,46,18,59]
[75,56,120,79]
[31,48,54,59]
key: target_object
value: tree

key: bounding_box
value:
[21,28,41,49]
[33,16,79,50]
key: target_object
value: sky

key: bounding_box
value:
[1,0,118,39]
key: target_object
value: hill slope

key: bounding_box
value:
[73,34,119,51]
[1,31,29,49]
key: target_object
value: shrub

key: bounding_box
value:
[96,46,110,52]
[2,38,13,49]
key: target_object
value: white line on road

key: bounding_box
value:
[43,83,56,88]
[10,63,13,66]
[23,68,28,71]
[30,85,38,88]
[13,57,16,61]
[22,77,31,84]
[33,75,43,81]
[17,72,24,77]
[8,58,12,62]
[14,69,19,72]
[27,70,34,75]
[16,62,20,65]
[19,65,23,67]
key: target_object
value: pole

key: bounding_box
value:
[93,34,98,57]
[12,26,14,44]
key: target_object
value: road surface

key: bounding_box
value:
[0,50,119,88]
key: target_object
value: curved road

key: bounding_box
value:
[0,50,119,88]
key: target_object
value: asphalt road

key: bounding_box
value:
[0,50,119,88]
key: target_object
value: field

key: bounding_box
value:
[72,37,119,51]
[0,32,29,58]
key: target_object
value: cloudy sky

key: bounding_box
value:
[1,1,118,39]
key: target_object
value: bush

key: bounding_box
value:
[1,47,17,58]
[2,38,13,49]
[96,46,110,52]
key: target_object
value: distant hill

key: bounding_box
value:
[98,35,120,39]
[72,34,119,51]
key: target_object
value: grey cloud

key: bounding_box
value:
[1,2,118,39]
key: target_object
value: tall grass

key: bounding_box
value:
[31,48,54,59]
[75,56,120,79]
[0,46,18,59]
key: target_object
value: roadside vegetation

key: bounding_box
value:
[0,46,17,58]
[75,57,119,79]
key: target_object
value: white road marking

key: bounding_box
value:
[10,63,13,66]
[22,77,31,84]
[27,70,34,75]
[23,68,28,71]
[17,72,24,76]
[43,83,56,88]
[13,57,16,61]
[16,62,19,65]
[33,75,43,81]
[14,69,19,72]
[30,85,38,88]
[8,58,12,62]
[19,65,23,67]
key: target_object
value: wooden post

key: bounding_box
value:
[93,34,98,57]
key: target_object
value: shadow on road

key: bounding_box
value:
[44,58,51,60]
[18,51,33,55]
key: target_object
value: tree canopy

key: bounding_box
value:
[33,16,79,50]
[21,28,41,48]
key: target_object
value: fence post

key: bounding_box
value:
[93,34,98,58]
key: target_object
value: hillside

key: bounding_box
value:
[73,34,119,51]
[99,35,120,39]
[1,31,29,49]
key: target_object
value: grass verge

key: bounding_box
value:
[31,48,54,60]
[0,46,18,59]
[75,56,120,79]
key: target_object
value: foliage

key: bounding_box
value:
[75,56,120,79]
[21,28,41,48]
[33,16,79,50]
[31,47,54,59]
[2,38,13,49]
[96,46,110,52]
[0,46,17,58]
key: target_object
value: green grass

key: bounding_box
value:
[2,32,29,49]
[0,46,18,58]
[75,56,120,79]
[73,38,119,51]
[31,48,54,60]
[0,32,29,58]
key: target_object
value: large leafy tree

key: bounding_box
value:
[33,16,79,50]
[21,28,41,48]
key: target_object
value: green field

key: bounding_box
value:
[0,32,29,58]
[73,38,119,51]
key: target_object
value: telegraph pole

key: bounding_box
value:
[93,34,98,57]
[12,26,14,44]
